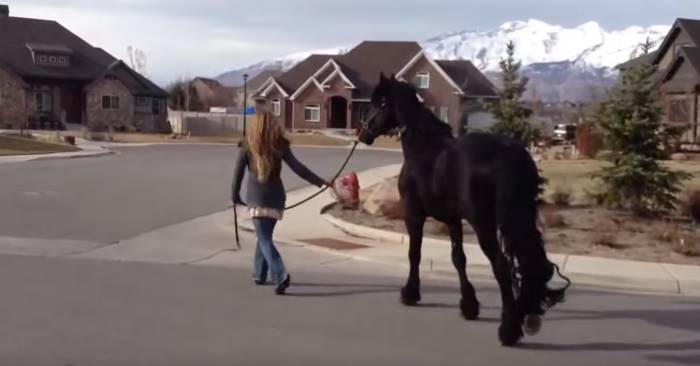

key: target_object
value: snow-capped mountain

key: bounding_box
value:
[216,19,670,102]
[424,19,668,72]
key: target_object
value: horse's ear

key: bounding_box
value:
[379,72,387,83]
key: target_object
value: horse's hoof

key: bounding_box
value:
[499,314,524,347]
[400,286,421,306]
[523,314,542,336]
[460,298,480,320]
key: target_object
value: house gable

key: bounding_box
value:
[654,19,700,71]
[396,51,465,96]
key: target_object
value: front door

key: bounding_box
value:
[329,96,348,129]
[61,89,82,124]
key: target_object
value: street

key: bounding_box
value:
[1,145,699,365]
[0,145,402,243]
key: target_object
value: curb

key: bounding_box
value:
[321,212,700,297]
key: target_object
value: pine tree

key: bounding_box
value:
[489,41,536,146]
[595,60,690,216]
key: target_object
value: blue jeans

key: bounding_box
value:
[252,217,288,285]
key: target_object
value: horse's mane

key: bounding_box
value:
[394,80,453,137]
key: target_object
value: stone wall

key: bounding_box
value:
[0,67,27,129]
[85,78,134,131]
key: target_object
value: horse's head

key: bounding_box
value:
[358,73,413,145]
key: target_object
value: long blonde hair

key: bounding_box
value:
[246,112,289,182]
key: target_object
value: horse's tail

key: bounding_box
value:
[494,143,557,316]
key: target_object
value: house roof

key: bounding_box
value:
[247,70,283,91]
[98,61,168,98]
[616,50,659,71]
[654,18,700,65]
[435,60,498,97]
[660,46,700,91]
[0,16,116,80]
[336,41,423,98]
[276,54,334,94]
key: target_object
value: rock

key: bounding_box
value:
[671,153,689,161]
[363,178,404,220]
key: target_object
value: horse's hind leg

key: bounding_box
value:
[473,218,523,347]
[401,208,425,306]
[447,221,479,320]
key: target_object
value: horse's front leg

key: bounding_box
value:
[401,207,425,306]
[447,221,480,320]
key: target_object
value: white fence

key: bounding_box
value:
[168,109,246,135]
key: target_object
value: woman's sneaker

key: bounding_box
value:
[275,275,291,295]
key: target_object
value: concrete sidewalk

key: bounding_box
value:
[237,164,700,297]
[0,137,113,164]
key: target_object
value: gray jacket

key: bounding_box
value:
[231,144,325,210]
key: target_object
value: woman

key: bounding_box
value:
[231,112,329,295]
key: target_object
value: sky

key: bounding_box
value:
[9,0,700,85]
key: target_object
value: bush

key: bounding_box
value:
[542,210,567,228]
[550,186,572,207]
[681,190,700,223]
[576,124,604,158]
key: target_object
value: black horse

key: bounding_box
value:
[358,74,567,346]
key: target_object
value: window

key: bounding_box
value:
[151,99,161,115]
[35,86,52,112]
[416,72,430,89]
[304,104,321,122]
[439,106,449,123]
[669,97,690,123]
[272,99,281,116]
[102,96,120,110]
[136,97,150,107]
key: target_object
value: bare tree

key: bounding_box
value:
[126,46,148,76]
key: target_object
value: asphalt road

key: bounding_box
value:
[0,251,699,366]
[0,145,402,243]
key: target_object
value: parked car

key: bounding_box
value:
[553,124,576,143]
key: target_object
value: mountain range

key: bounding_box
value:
[216,19,670,103]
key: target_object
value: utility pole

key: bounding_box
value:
[243,73,249,137]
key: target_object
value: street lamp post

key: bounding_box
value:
[242,73,249,137]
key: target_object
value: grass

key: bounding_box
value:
[537,159,700,205]
[0,134,80,156]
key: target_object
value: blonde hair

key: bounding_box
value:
[246,112,289,182]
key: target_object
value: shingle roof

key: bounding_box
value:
[616,50,659,71]
[0,16,115,80]
[276,54,334,94]
[248,69,283,91]
[100,61,168,97]
[337,41,422,98]
[654,18,700,65]
[435,60,497,97]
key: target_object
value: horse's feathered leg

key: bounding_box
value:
[472,214,522,346]
[447,221,479,320]
[401,198,425,306]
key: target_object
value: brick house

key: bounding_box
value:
[619,18,700,143]
[251,41,498,133]
[0,5,168,132]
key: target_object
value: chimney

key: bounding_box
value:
[0,5,8,17]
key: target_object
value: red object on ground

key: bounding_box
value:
[332,172,360,209]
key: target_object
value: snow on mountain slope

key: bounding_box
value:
[423,19,669,71]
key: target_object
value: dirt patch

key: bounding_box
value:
[0,134,80,156]
[327,202,700,266]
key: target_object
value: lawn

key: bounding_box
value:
[538,158,700,204]
[0,134,80,156]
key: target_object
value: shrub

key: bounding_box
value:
[550,186,572,207]
[542,210,567,228]
[575,123,604,158]
[680,190,700,223]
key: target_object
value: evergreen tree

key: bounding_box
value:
[489,41,536,146]
[595,60,690,216]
